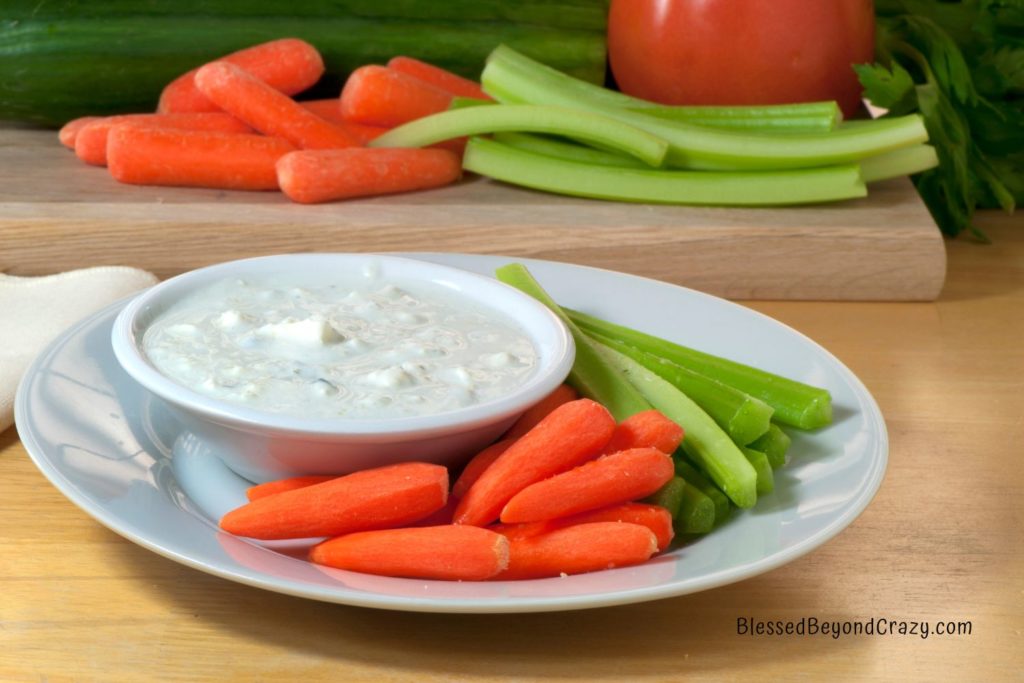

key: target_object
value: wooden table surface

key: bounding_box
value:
[2,212,1021,682]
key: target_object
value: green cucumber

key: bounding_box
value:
[0,3,607,126]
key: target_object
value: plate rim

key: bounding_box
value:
[14,254,889,613]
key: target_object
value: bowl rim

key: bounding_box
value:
[110,253,575,438]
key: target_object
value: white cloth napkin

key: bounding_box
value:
[1,266,158,432]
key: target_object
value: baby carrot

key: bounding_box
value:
[451,439,513,500]
[158,38,325,114]
[276,147,462,204]
[310,525,509,581]
[58,116,100,149]
[601,409,685,455]
[246,475,336,501]
[555,503,675,552]
[74,112,251,166]
[194,61,358,150]
[453,398,616,527]
[220,462,448,540]
[492,502,675,552]
[503,384,579,441]
[500,447,675,524]
[107,126,294,191]
[494,522,658,580]
[387,56,492,101]
[299,99,390,142]
[340,65,453,128]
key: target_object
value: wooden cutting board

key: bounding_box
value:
[0,127,946,300]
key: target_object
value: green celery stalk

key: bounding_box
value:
[674,458,731,523]
[487,44,842,130]
[742,447,775,495]
[566,308,833,430]
[494,263,651,421]
[749,424,791,469]
[593,344,758,509]
[587,329,773,445]
[643,476,686,519]
[631,103,841,133]
[860,144,939,182]
[463,137,867,206]
[677,481,716,534]
[493,132,645,169]
[369,104,668,167]
[483,45,929,171]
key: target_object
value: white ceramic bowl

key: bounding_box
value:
[111,253,575,482]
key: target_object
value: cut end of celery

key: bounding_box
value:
[798,393,834,430]
[728,397,775,446]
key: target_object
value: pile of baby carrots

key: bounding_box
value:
[57,38,486,203]
[220,387,685,581]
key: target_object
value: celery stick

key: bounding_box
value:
[632,103,840,133]
[742,448,775,495]
[483,46,929,171]
[749,424,791,469]
[593,344,758,509]
[494,263,650,421]
[369,104,668,167]
[677,481,716,534]
[674,458,731,523]
[489,44,842,129]
[587,330,772,445]
[464,137,866,206]
[644,476,686,519]
[566,309,832,430]
[494,132,645,169]
[860,144,939,182]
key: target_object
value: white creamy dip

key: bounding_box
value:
[143,269,538,419]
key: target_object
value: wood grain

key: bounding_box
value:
[0,212,1020,682]
[0,127,946,300]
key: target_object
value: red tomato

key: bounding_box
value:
[607,0,875,117]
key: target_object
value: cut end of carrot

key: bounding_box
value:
[603,409,685,455]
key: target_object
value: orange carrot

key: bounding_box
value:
[74,112,251,166]
[107,126,294,191]
[58,116,100,149]
[500,447,675,524]
[601,409,685,455]
[158,38,324,114]
[453,398,615,527]
[451,439,513,500]
[340,65,453,127]
[276,147,461,204]
[194,61,359,150]
[246,475,337,501]
[310,525,509,581]
[299,99,390,142]
[220,462,448,540]
[493,522,658,580]
[494,503,675,552]
[387,56,492,101]
[504,384,580,441]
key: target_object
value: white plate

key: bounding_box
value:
[15,254,887,613]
